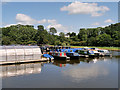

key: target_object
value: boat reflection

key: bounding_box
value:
[1,62,43,78]
[1,57,114,78]
[52,57,113,67]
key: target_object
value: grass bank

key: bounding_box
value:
[49,45,120,51]
[71,46,120,51]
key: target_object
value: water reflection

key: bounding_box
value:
[1,56,117,78]
[62,64,109,82]
[1,62,43,78]
[52,57,117,82]
[1,55,118,88]
[52,57,113,66]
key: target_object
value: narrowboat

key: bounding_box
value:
[49,52,70,60]
[58,48,81,59]
[75,48,101,57]
[75,49,90,57]
[97,49,112,57]
[66,52,80,59]
[90,48,112,57]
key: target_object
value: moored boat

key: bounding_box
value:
[97,49,112,57]
[66,52,80,59]
[49,52,70,60]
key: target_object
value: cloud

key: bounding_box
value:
[47,22,68,33]
[91,22,100,26]
[46,19,69,33]
[104,19,113,23]
[60,2,109,17]
[62,64,109,82]
[48,19,57,25]
[16,14,47,25]
[4,24,18,27]
[38,19,47,24]
[4,13,69,33]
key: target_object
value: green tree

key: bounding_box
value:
[70,32,76,37]
[59,32,65,37]
[38,25,44,31]
[66,32,71,37]
[87,37,96,46]
[50,27,57,35]
[96,34,112,46]
[54,40,61,45]
[2,36,11,45]
[78,28,87,41]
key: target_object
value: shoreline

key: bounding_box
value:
[48,45,120,51]
[71,46,120,51]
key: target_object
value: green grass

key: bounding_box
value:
[71,46,120,51]
[48,45,120,51]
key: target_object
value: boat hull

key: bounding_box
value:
[53,56,70,60]
[68,56,80,59]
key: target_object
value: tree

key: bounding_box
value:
[78,28,87,41]
[1,23,120,47]
[38,25,44,31]
[50,27,57,35]
[70,32,76,37]
[59,32,65,37]
[87,37,96,46]
[112,31,120,40]
[2,36,11,45]
[66,32,71,37]
[96,33,112,46]
[54,40,61,45]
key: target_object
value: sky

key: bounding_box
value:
[2,2,118,34]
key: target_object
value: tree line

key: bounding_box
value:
[1,23,120,47]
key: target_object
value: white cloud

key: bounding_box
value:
[38,19,47,24]
[4,24,18,27]
[47,23,68,33]
[60,2,109,17]
[47,19,57,25]
[4,13,69,33]
[104,19,113,23]
[91,22,100,26]
[62,64,109,82]
[47,19,69,33]
[16,14,47,25]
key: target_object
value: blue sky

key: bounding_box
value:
[2,2,118,34]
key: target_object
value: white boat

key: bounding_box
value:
[97,49,112,56]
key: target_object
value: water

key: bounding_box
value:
[1,51,119,88]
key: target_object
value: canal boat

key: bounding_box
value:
[41,46,71,60]
[74,48,101,57]
[66,52,80,59]
[90,48,112,57]
[75,49,90,57]
[49,52,70,60]
[97,49,112,57]
[58,48,81,59]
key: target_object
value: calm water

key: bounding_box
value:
[1,51,119,88]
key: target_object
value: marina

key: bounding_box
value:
[41,46,112,60]
[0,45,113,65]
[2,52,119,88]
[0,46,119,88]
[1,1,119,88]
